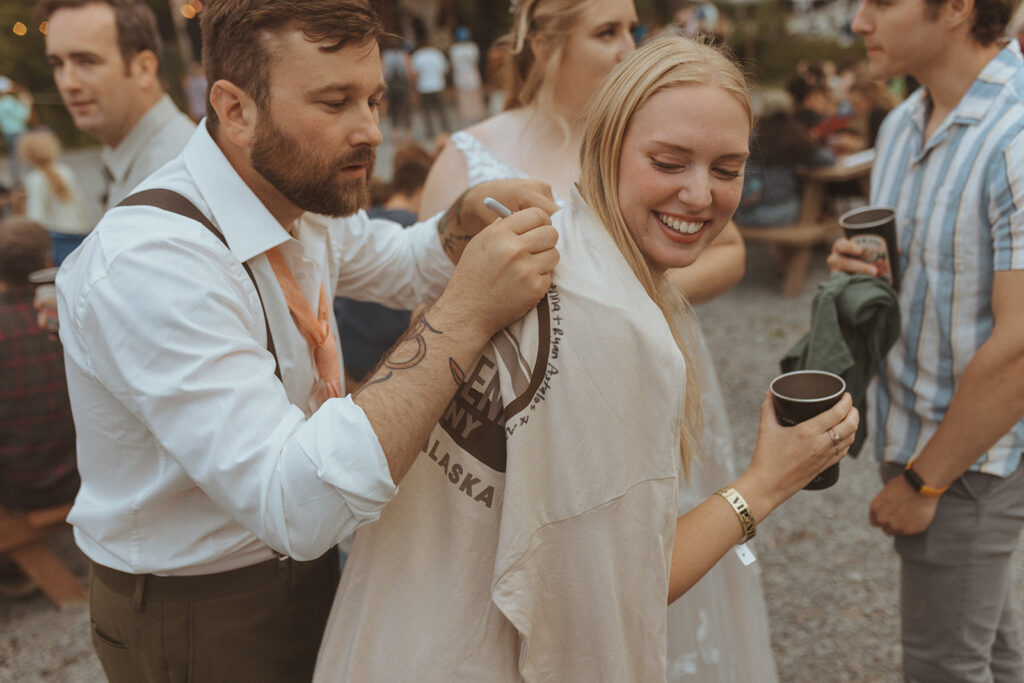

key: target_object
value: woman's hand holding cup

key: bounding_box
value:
[733,391,859,525]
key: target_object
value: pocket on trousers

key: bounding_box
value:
[957,471,1001,501]
[91,620,127,649]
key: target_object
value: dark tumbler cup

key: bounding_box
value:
[839,206,899,290]
[769,370,846,490]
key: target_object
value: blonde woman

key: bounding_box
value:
[17,130,92,264]
[420,1,770,679]
[314,36,858,682]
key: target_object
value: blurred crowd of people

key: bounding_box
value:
[736,56,898,228]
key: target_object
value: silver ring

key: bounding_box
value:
[829,428,841,445]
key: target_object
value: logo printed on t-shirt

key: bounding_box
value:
[436,290,554,473]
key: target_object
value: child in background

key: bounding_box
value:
[17,130,92,264]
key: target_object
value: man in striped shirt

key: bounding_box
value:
[828,0,1024,679]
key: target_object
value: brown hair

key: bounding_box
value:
[368,176,391,207]
[34,0,163,70]
[17,131,71,201]
[390,141,434,197]
[848,77,894,111]
[578,35,752,473]
[923,0,1013,44]
[751,104,821,168]
[200,0,383,129]
[0,219,51,286]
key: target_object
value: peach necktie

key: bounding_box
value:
[265,246,342,403]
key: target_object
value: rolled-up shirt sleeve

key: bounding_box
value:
[67,229,396,562]
[331,210,453,306]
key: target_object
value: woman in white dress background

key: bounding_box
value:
[419,1,776,680]
[17,130,92,265]
[449,26,487,126]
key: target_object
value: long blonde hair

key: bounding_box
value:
[499,0,590,126]
[17,130,71,201]
[578,36,753,473]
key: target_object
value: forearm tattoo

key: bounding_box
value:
[355,315,465,394]
[438,191,470,258]
[441,233,473,256]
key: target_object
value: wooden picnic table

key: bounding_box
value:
[738,149,874,297]
[0,502,86,609]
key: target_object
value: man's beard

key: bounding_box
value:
[250,112,375,218]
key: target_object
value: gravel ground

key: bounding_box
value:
[698,244,1024,682]
[2,150,1021,682]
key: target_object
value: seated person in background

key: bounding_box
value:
[788,76,861,153]
[17,130,93,264]
[795,59,826,89]
[0,218,79,514]
[832,57,867,116]
[735,89,835,227]
[845,77,894,149]
[334,142,435,386]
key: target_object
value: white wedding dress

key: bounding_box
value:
[449,131,779,682]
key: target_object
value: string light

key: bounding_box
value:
[12,21,27,37]
[180,0,202,18]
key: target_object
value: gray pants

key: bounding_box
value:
[881,461,1024,683]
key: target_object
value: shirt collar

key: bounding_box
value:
[910,41,1021,152]
[182,120,292,263]
[100,94,180,183]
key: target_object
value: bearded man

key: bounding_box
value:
[55,1,559,681]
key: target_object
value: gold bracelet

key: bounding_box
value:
[716,486,757,543]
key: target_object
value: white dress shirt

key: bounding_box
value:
[100,93,195,210]
[57,122,453,575]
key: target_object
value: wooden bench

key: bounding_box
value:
[0,502,87,609]
[740,221,841,297]
[739,151,873,297]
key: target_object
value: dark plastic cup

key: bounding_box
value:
[839,206,899,289]
[770,370,846,490]
[29,267,60,333]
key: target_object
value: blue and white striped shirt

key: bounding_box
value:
[871,42,1024,477]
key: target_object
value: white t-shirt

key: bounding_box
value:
[314,188,685,682]
[449,41,481,91]
[411,47,449,94]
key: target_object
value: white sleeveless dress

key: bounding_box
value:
[450,130,779,682]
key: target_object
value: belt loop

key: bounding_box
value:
[276,557,292,589]
[132,574,147,612]
[278,554,295,588]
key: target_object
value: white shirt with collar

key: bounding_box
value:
[100,93,195,210]
[57,121,454,576]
